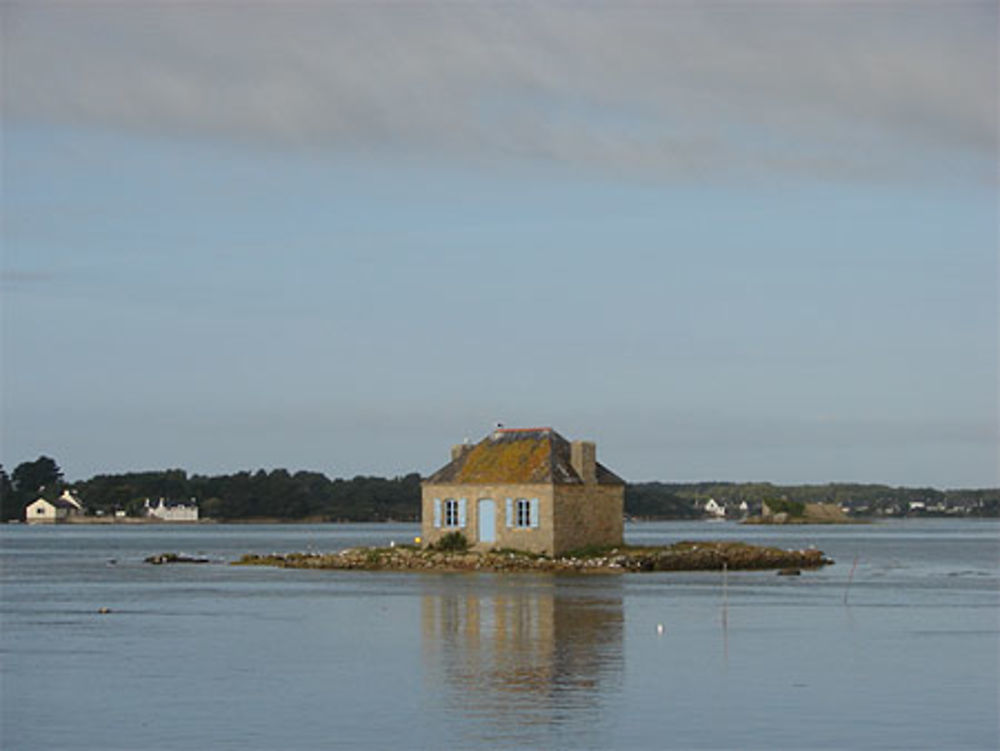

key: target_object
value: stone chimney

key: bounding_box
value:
[570,440,597,484]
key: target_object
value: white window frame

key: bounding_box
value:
[515,498,531,528]
[444,498,460,527]
[507,497,539,529]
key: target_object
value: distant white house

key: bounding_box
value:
[59,490,84,512]
[25,492,83,523]
[144,497,199,522]
[704,498,726,519]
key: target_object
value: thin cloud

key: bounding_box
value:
[3,1,996,181]
[0,270,61,288]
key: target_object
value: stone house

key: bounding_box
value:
[421,427,625,555]
[25,490,84,523]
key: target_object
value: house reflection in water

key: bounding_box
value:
[421,575,623,737]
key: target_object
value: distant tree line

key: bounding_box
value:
[1,456,997,522]
[0,457,421,522]
[624,483,702,519]
[0,457,64,522]
[79,469,424,522]
[625,481,1000,518]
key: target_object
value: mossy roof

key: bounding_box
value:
[424,428,625,486]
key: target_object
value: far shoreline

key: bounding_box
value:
[12,515,994,527]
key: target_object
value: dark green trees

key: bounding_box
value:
[2,456,65,521]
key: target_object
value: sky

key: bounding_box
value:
[1,1,997,488]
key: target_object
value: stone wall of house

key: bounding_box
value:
[421,484,555,554]
[422,482,623,556]
[551,484,624,554]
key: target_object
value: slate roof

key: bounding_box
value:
[424,428,625,486]
[32,497,78,510]
[59,490,83,510]
[146,498,198,509]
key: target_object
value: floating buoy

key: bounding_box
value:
[656,623,665,635]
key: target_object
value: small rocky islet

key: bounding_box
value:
[232,540,833,574]
[144,552,210,565]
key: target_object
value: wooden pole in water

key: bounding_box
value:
[843,553,859,605]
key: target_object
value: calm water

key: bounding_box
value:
[1,520,997,750]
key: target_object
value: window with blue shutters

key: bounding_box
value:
[507,498,541,530]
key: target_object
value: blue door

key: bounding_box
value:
[478,499,496,544]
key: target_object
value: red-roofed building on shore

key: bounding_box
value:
[421,427,625,555]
